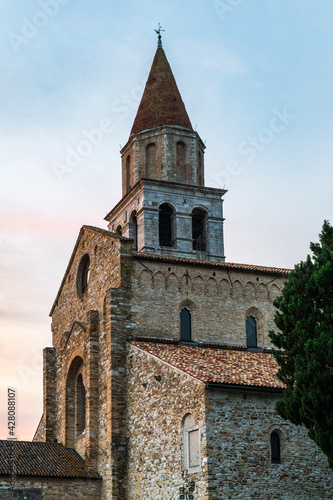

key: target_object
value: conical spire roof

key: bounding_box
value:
[130,44,193,135]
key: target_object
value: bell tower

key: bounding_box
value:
[105,30,226,262]
[120,34,205,194]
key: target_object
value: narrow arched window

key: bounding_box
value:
[270,431,281,464]
[180,308,191,342]
[130,211,138,251]
[76,374,85,436]
[77,254,90,295]
[246,315,257,348]
[192,208,206,251]
[197,151,203,185]
[182,414,200,472]
[126,155,131,192]
[116,225,122,236]
[159,203,173,247]
[146,143,156,178]
[177,141,186,174]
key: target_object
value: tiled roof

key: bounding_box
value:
[131,46,193,135]
[0,441,100,479]
[130,341,284,390]
[133,252,291,276]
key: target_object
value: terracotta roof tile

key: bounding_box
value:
[133,252,291,276]
[130,341,284,390]
[0,441,100,479]
[131,46,192,135]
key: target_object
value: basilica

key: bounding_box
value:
[1,33,332,499]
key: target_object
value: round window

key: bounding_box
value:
[77,254,90,295]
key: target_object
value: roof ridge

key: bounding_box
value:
[133,252,291,274]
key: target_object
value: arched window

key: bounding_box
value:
[270,431,281,464]
[76,374,86,436]
[146,143,156,178]
[116,225,122,236]
[159,203,174,247]
[177,141,186,173]
[126,155,131,192]
[66,356,85,448]
[180,308,191,342]
[192,208,206,251]
[197,151,203,185]
[129,211,138,251]
[182,414,201,472]
[246,315,257,348]
[77,254,90,295]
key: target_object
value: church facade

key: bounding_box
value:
[1,36,333,499]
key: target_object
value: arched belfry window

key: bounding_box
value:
[126,154,131,192]
[246,315,257,348]
[146,143,156,178]
[130,211,138,251]
[159,203,174,247]
[76,374,86,436]
[192,208,206,251]
[180,308,191,342]
[270,431,281,464]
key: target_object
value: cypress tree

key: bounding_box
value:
[269,220,333,468]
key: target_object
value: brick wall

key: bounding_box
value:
[121,125,205,196]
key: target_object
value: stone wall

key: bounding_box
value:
[50,227,125,348]
[0,477,101,499]
[131,258,286,348]
[205,387,333,499]
[33,415,44,442]
[106,179,226,261]
[126,343,208,499]
[48,226,134,499]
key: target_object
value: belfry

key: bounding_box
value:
[1,31,332,500]
[106,33,226,261]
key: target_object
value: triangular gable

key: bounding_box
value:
[49,225,126,316]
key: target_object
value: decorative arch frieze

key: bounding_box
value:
[232,280,244,298]
[269,283,281,301]
[193,275,205,294]
[206,277,218,295]
[138,269,153,288]
[257,282,268,300]
[219,278,231,297]
[244,281,256,300]
[166,272,179,291]
[152,271,166,290]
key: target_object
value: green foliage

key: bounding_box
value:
[269,220,333,468]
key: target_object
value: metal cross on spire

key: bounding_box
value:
[154,23,165,48]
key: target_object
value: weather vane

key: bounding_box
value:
[154,23,165,47]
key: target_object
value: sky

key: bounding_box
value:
[0,0,332,440]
